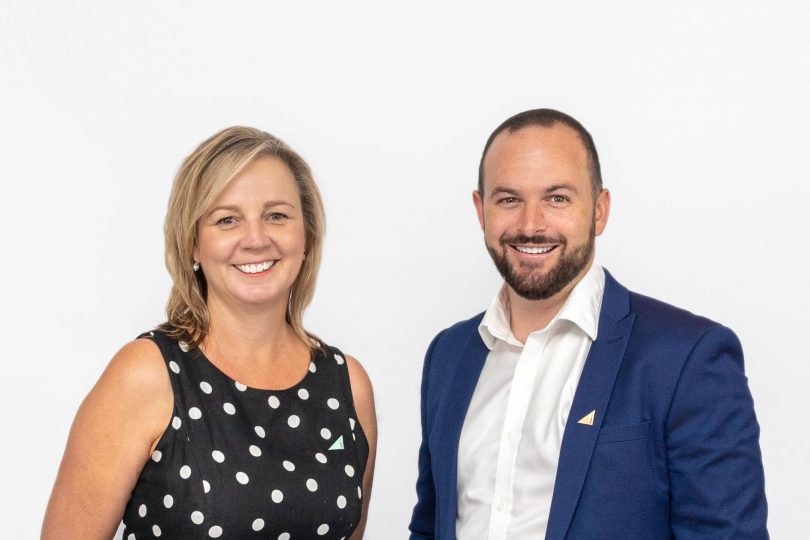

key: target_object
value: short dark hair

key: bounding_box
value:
[477,108,602,197]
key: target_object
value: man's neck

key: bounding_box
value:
[507,261,594,343]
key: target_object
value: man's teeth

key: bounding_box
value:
[515,246,554,254]
[235,261,275,273]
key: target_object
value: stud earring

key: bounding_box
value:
[193,261,200,271]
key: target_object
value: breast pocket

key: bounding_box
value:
[596,421,650,444]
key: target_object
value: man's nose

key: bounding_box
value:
[518,203,547,235]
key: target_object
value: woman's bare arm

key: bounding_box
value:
[42,339,172,539]
[346,355,377,540]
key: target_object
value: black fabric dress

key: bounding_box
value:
[121,330,368,539]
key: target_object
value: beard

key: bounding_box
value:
[486,220,595,301]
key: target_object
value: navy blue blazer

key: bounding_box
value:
[409,270,767,539]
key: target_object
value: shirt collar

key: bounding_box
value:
[478,263,606,350]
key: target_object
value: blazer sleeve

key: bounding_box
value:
[409,331,444,540]
[666,325,768,539]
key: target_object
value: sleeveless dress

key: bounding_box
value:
[121,330,369,539]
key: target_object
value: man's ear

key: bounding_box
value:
[594,188,611,237]
[473,189,485,231]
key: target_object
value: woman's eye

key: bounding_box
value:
[268,212,288,221]
[216,216,236,226]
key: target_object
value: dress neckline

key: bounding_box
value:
[177,338,319,394]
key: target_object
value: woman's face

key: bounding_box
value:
[194,156,306,312]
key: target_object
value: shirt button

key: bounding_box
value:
[506,431,514,442]
[496,502,504,512]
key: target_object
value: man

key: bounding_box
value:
[409,109,768,539]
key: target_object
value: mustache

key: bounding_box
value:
[499,233,566,245]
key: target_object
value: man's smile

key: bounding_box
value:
[510,244,559,255]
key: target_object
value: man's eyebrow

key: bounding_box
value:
[489,187,521,198]
[545,183,579,194]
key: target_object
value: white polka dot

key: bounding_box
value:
[255,426,266,438]
[200,381,213,394]
[268,396,280,409]
[202,480,210,493]
[208,525,222,538]
[278,534,290,540]
[318,524,329,535]
[191,510,204,524]
[327,398,340,410]
[337,495,347,508]
[309,361,317,373]
[178,341,190,352]
[235,381,247,391]
[252,518,265,531]
[249,445,261,457]
[223,402,236,415]
[172,416,182,430]
[349,418,356,430]
[163,494,173,508]
[288,415,300,428]
[151,450,162,462]
[169,360,180,374]
[189,407,202,420]
[320,428,332,439]
[315,452,327,464]
[212,450,225,463]
[138,503,146,517]
[283,460,295,471]
[297,388,309,400]
[271,489,284,503]
[334,353,345,365]
[236,471,249,484]
[152,524,162,536]
[358,486,362,498]
[352,433,356,441]
[306,478,318,492]
[127,534,135,540]
[345,464,355,477]
[179,465,191,479]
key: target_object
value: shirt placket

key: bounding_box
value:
[487,333,547,539]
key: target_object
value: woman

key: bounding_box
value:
[42,127,377,539]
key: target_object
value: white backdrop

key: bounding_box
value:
[1,1,808,538]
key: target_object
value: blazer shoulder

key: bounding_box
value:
[434,312,486,344]
[627,290,738,349]
[423,312,486,374]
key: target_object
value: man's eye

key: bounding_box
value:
[550,195,569,203]
[499,197,518,205]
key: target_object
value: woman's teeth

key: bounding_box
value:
[235,261,275,274]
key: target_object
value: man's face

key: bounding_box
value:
[474,124,610,301]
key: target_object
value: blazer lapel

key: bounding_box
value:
[545,271,635,540]
[434,323,489,540]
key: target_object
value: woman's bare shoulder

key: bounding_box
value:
[91,337,173,435]
[344,354,374,403]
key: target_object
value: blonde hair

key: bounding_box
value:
[161,126,325,350]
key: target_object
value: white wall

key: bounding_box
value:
[1,1,808,537]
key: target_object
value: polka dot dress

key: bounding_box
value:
[121,330,368,539]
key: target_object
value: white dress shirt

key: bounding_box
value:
[456,264,605,540]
